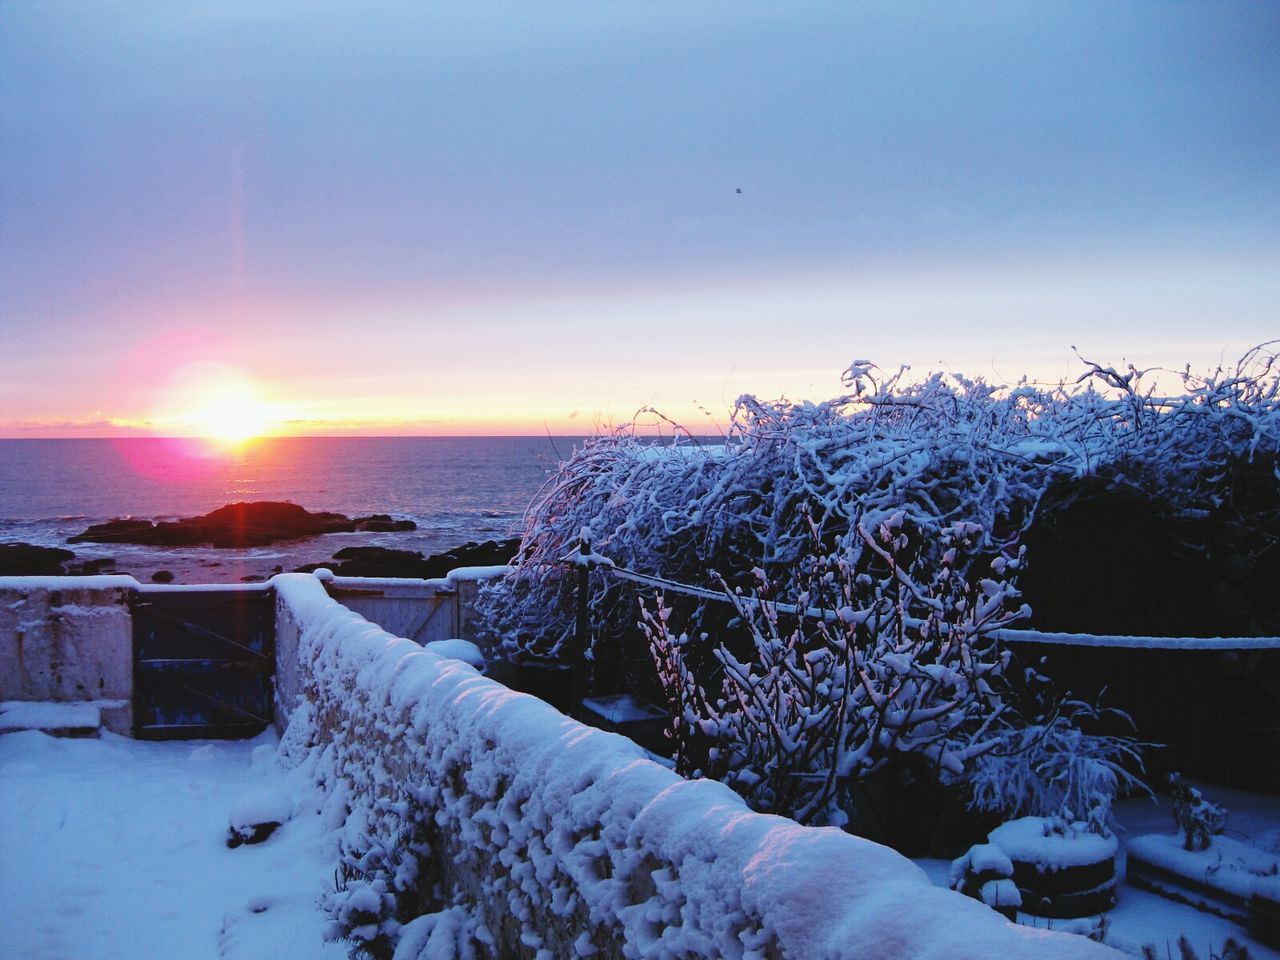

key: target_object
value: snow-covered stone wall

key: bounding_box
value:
[273,572,1118,959]
[0,576,135,734]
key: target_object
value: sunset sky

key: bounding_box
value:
[2,2,1277,438]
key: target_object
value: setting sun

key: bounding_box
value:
[147,360,278,449]
[191,382,272,444]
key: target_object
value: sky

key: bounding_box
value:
[1,1,1277,438]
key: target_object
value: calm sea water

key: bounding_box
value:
[0,437,584,582]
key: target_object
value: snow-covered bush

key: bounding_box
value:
[1064,344,1280,512]
[323,801,435,958]
[476,361,1079,671]
[474,346,1279,830]
[393,906,486,960]
[1169,772,1228,851]
[965,698,1150,832]
[640,514,1025,825]
[481,345,1279,661]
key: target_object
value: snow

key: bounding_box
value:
[422,638,486,671]
[0,574,139,590]
[1128,832,1280,902]
[138,581,274,594]
[1053,883,1273,958]
[228,788,296,833]
[996,437,1075,460]
[0,699,105,733]
[982,878,1022,908]
[989,817,1120,870]
[950,843,1022,910]
[444,565,511,582]
[567,547,616,569]
[630,442,727,463]
[967,842,1016,877]
[0,729,343,960]
[326,574,452,589]
[393,906,487,960]
[320,565,506,591]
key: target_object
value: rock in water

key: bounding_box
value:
[69,501,416,548]
[427,538,520,575]
[295,539,519,578]
[66,519,157,545]
[0,543,76,576]
[351,514,417,533]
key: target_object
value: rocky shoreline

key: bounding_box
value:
[0,501,520,582]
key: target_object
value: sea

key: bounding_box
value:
[0,436,587,583]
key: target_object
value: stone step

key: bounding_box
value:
[0,700,104,738]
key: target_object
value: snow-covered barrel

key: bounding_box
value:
[988,817,1120,918]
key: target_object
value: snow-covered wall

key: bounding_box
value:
[273,572,1118,959]
[0,576,136,734]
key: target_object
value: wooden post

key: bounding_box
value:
[571,533,591,718]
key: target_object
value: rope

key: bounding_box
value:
[606,565,735,605]
[992,628,1280,651]
[586,557,1280,652]
[605,563,835,620]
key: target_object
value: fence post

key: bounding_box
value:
[572,533,591,718]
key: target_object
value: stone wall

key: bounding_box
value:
[273,572,1117,960]
[0,576,136,734]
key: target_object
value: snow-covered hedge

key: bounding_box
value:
[274,573,1116,959]
[474,347,1280,827]
[483,347,1280,661]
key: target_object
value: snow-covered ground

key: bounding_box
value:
[5,722,1278,960]
[0,729,342,960]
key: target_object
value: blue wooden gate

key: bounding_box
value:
[130,589,275,739]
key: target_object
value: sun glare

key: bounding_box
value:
[193,383,272,445]
[149,361,278,452]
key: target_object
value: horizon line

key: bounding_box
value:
[0,431,725,441]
